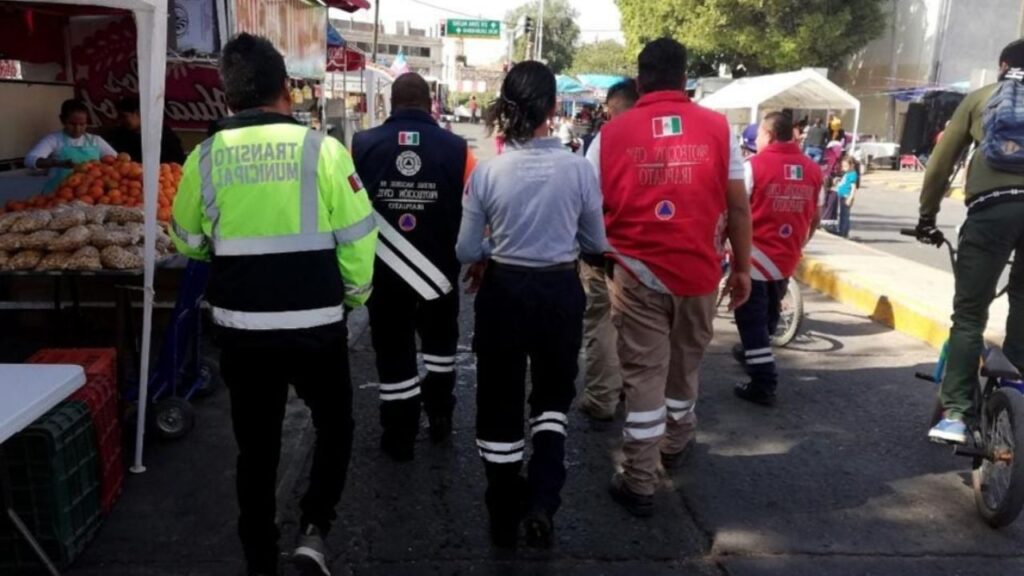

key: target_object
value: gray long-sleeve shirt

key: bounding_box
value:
[456,137,608,266]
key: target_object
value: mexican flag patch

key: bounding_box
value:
[398,131,420,146]
[784,165,804,181]
[348,172,365,192]
[652,116,683,138]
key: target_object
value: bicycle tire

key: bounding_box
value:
[972,387,1024,528]
[771,282,804,347]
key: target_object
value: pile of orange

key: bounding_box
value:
[3,154,182,222]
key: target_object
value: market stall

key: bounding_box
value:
[699,68,862,152]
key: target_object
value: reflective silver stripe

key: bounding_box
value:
[376,242,441,300]
[751,246,784,280]
[300,130,324,234]
[213,233,335,256]
[744,347,772,357]
[375,211,453,295]
[380,386,421,401]
[171,218,207,249]
[426,364,455,373]
[345,282,373,297]
[747,356,775,365]
[422,354,455,364]
[199,138,219,234]
[333,212,377,245]
[665,398,694,410]
[210,305,344,330]
[616,254,671,294]
[624,423,666,440]
[478,450,524,464]
[529,411,568,425]
[626,406,666,424]
[476,439,525,452]
[379,377,418,392]
[532,423,566,435]
[750,266,767,281]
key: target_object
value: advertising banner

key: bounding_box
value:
[232,0,327,79]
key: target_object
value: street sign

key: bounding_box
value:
[445,19,502,39]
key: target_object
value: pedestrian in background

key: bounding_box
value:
[804,117,828,163]
[733,112,824,406]
[170,33,377,576]
[579,78,639,423]
[469,95,479,124]
[352,73,476,462]
[835,156,859,238]
[590,38,752,518]
[456,60,608,548]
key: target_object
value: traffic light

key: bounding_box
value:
[524,16,535,35]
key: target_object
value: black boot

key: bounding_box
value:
[522,506,554,548]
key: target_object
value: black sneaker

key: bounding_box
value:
[291,525,330,576]
[608,473,653,518]
[733,382,777,407]
[661,440,696,471]
[428,413,453,444]
[380,433,414,462]
[732,343,746,366]
[487,476,527,548]
[522,507,554,548]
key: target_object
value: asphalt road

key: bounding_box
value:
[847,171,967,274]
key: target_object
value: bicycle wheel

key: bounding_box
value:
[972,388,1024,528]
[771,282,804,347]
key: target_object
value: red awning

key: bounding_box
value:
[324,0,370,12]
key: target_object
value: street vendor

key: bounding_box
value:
[24,99,117,191]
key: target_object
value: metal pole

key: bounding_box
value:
[537,0,545,62]
[371,0,381,64]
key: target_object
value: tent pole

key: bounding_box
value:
[852,103,861,155]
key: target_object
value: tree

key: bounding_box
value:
[506,0,581,73]
[615,0,887,76]
[569,40,636,76]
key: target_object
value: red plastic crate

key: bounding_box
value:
[68,376,124,515]
[27,349,117,383]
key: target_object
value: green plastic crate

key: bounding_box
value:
[1,400,102,571]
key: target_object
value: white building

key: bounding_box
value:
[331,19,444,79]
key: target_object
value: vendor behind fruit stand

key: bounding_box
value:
[24,99,117,192]
[106,96,186,165]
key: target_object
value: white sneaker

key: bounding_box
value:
[292,525,330,576]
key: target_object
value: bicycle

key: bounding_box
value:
[718,250,804,347]
[903,228,1024,528]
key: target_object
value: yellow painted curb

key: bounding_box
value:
[795,257,951,350]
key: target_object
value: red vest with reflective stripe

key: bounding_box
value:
[748,142,823,280]
[600,91,730,296]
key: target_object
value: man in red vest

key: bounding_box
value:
[590,38,753,517]
[734,112,823,406]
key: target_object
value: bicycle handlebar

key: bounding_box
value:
[899,229,918,238]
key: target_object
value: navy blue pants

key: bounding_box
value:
[473,263,584,516]
[734,279,789,392]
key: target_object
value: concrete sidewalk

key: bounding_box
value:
[796,232,1009,349]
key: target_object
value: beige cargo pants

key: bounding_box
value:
[608,264,716,496]
[579,261,622,418]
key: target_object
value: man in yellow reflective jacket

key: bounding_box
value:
[171,33,376,576]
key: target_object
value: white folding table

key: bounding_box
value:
[0,364,86,576]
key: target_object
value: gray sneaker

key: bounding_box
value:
[292,525,330,576]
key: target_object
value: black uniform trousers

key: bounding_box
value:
[220,329,352,573]
[473,263,585,517]
[734,279,789,392]
[368,266,459,445]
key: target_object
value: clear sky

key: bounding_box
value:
[331,0,623,64]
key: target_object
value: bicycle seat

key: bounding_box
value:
[981,347,1023,381]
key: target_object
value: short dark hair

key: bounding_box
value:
[1000,39,1024,70]
[762,111,794,142]
[484,60,556,143]
[60,99,88,121]
[607,79,639,106]
[117,96,140,114]
[391,73,431,111]
[220,33,287,111]
[637,38,687,94]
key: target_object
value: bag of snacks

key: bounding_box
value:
[0,232,24,251]
[21,230,60,250]
[49,225,92,252]
[3,250,43,271]
[36,251,71,271]
[66,246,102,271]
[100,245,143,270]
[107,206,145,224]
[48,208,88,231]
[9,210,52,233]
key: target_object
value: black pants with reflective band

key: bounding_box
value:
[473,264,584,516]
[734,279,789,392]
[368,268,459,444]
[220,329,352,573]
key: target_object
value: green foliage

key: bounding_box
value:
[506,0,581,73]
[615,0,887,75]
[569,40,637,76]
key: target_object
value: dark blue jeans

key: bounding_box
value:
[734,279,790,392]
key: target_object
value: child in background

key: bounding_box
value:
[836,156,860,238]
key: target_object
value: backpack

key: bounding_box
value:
[981,69,1024,173]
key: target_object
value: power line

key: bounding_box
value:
[405,0,506,22]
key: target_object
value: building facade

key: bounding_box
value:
[331,19,444,79]
[835,0,1024,140]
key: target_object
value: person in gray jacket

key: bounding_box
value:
[456,61,607,550]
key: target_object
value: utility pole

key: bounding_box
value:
[371,0,381,63]
[537,0,545,62]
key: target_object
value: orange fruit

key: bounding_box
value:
[98,196,110,205]
[157,207,172,221]
[89,186,104,200]
[117,152,131,162]
[80,196,95,205]
[101,155,116,165]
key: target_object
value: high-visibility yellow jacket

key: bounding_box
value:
[171,112,377,346]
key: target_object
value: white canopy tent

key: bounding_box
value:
[8,0,167,472]
[699,68,861,151]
